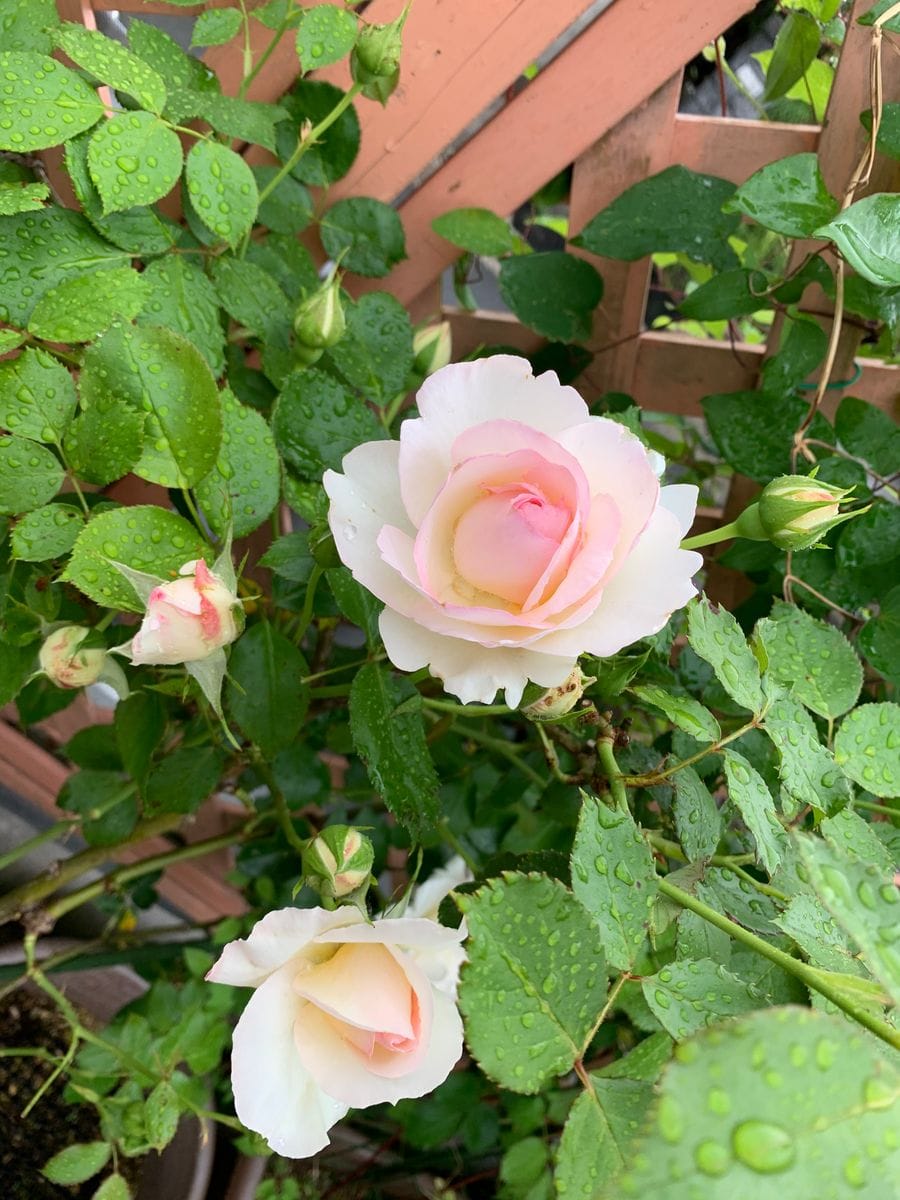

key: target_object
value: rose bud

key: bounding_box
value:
[756,474,865,551]
[523,665,596,721]
[353,6,408,80]
[303,826,375,900]
[293,273,346,352]
[412,322,452,379]
[39,625,106,689]
[128,559,240,666]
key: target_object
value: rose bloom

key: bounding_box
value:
[324,355,702,704]
[127,559,238,665]
[207,907,465,1158]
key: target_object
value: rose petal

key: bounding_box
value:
[206,907,364,988]
[379,607,575,705]
[398,357,589,525]
[659,483,699,536]
[231,962,347,1158]
[294,943,415,1040]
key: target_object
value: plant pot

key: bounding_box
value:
[0,941,214,1200]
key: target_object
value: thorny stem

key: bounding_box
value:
[257,83,364,207]
[623,717,760,787]
[595,716,628,813]
[536,723,584,786]
[0,820,78,875]
[657,878,900,1053]
[254,754,308,857]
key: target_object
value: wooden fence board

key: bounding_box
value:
[670,114,820,181]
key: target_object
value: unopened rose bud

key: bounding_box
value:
[303,826,374,899]
[293,273,346,351]
[353,6,408,80]
[39,625,106,689]
[756,474,865,551]
[412,322,452,378]
[127,559,240,666]
[522,666,595,721]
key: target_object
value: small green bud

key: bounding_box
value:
[303,825,374,899]
[523,666,595,722]
[757,473,866,551]
[293,273,346,350]
[353,5,409,81]
[39,625,106,689]
[412,321,452,378]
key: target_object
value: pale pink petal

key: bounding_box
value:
[317,916,467,952]
[556,419,659,572]
[659,483,699,536]
[206,907,364,989]
[398,357,589,525]
[294,943,415,1039]
[230,962,348,1158]
[379,607,575,705]
[522,493,621,618]
[129,604,207,666]
[535,508,703,659]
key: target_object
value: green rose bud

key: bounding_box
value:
[412,321,452,378]
[522,667,595,722]
[303,825,375,900]
[756,473,866,551]
[353,5,409,80]
[293,272,346,351]
[39,625,106,689]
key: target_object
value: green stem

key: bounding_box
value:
[236,0,253,82]
[254,756,307,857]
[300,651,386,685]
[645,831,756,870]
[440,821,478,874]
[853,798,899,819]
[257,83,363,206]
[657,877,900,1052]
[680,520,744,551]
[0,819,78,875]
[294,564,325,646]
[56,442,90,516]
[181,488,209,538]
[581,970,630,1054]
[596,719,628,812]
[422,698,512,718]
[721,59,767,118]
[239,15,289,98]
[624,718,758,787]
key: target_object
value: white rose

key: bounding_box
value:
[127,559,239,666]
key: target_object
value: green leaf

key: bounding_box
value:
[762,11,820,100]
[260,531,314,583]
[348,663,440,839]
[815,194,900,288]
[0,435,63,515]
[687,597,764,714]
[63,393,144,487]
[145,1080,180,1149]
[821,807,895,876]
[722,750,788,874]
[0,181,49,214]
[556,1078,651,1199]
[702,391,830,483]
[195,388,280,538]
[65,134,176,257]
[756,602,862,718]
[642,958,762,1039]
[27,267,148,343]
[63,505,206,611]
[724,153,838,238]
[431,207,515,256]
[797,831,900,1005]
[253,167,313,233]
[862,101,900,160]
[673,766,722,860]
[128,17,219,102]
[573,166,739,271]
[185,141,259,247]
[328,566,382,648]
[91,1174,131,1200]
[324,291,413,403]
[498,252,603,343]
[0,638,36,707]
[226,622,309,757]
[679,269,773,321]
[296,4,358,70]
[53,24,166,114]
[570,795,658,971]
[272,366,384,479]
[774,891,860,974]
[0,206,131,327]
[320,197,406,277]
[500,1138,550,1197]
[457,873,608,1092]
[191,6,242,47]
[180,95,288,156]
[43,1142,111,1186]
[115,690,166,788]
[0,347,77,442]
[145,745,225,815]
[859,584,900,686]
[859,0,900,34]
[630,683,720,743]
[607,1007,900,1200]
[277,80,360,187]
[759,316,828,395]
[836,502,900,574]
[763,695,852,814]
[0,0,59,54]
[137,256,225,378]
[835,395,900,479]
[81,323,221,489]
[11,503,83,561]
[0,330,25,356]
[87,112,182,214]
[0,51,104,151]
[834,702,900,797]
[209,257,291,340]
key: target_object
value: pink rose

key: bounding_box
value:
[324,356,702,704]
[128,559,239,666]
[206,907,465,1158]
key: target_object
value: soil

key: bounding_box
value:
[0,987,106,1198]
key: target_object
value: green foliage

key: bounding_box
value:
[272,367,384,478]
[63,393,145,487]
[757,601,862,718]
[27,267,148,343]
[11,503,83,561]
[196,389,280,538]
[42,1142,111,1185]
[763,695,852,814]
[725,153,838,238]
[185,140,259,247]
[432,207,515,256]
[0,435,63,515]
[498,253,604,343]
[226,622,309,758]
[0,347,77,442]
[556,1077,650,1198]
[815,194,900,288]
[642,958,763,1038]
[631,683,720,743]
[191,7,243,48]
[0,51,104,151]
[320,196,406,277]
[458,873,608,1092]
[833,703,900,797]
[277,80,360,185]
[296,4,358,70]
[762,10,820,100]
[325,292,414,403]
[687,598,764,715]
[53,24,167,114]
[721,750,788,874]
[87,112,182,214]
[673,767,722,860]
